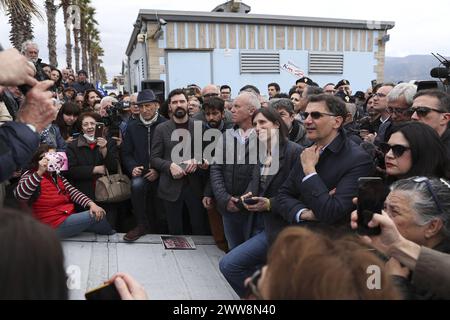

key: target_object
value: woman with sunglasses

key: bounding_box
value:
[380,121,450,184]
[243,227,400,299]
[219,107,303,298]
[14,144,114,238]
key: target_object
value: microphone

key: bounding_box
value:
[430,67,450,79]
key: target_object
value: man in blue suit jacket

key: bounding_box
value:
[276,94,374,235]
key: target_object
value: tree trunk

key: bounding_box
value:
[45,0,58,66]
[73,29,80,72]
[61,0,72,68]
[7,5,34,50]
[80,14,88,72]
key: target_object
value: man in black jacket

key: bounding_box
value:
[210,91,260,249]
[151,89,210,235]
[121,89,167,241]
[276,94,374,237]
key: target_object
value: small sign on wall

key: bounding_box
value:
[281,61,304,78]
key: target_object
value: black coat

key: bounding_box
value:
[210,128,257,214]
[276,131,374,227]
[150,119,205,202]
[65,135,118,200]
[121,115,167,175]
[246,140,303,244]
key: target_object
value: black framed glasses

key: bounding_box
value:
[203,93,219,98]
[387,107,414,116]
[412,177,444,215]
[244,269,262,300]
[379,142,411,158]
[373,92,387,98]
[303,111,337,120]
[410,106,446,117]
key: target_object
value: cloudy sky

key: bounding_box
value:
[1,0,449,81]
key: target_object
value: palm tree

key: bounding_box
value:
[45,0,57,66]
[72,0,81,72]
[82,4,97,74]
[0,0,42,50]
[60,0,72,68]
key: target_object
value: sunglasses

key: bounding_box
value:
[412,177,444,215]
[244,269,262,300]
[410,106,446,117]
[379,142,410,158]
[387,107,414,116]
[303,111,337,120]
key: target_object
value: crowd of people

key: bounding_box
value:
[1,39,450,300]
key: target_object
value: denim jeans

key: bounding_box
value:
[219,230,268,297]
[56,210,115,239]
[222,210,264,250]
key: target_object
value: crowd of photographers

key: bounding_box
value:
[1,39,450,300]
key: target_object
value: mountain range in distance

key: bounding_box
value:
[384,54,449,83]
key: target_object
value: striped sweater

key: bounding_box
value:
[15,170,92,228]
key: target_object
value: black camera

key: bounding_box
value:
[417,53,450,94]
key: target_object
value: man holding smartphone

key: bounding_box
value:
[122,89,167,241]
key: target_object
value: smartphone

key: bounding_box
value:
[357,177,387,236]
[178,162,188,171]
[94,122,105,138]
[72,132,80,138]
[85,283,121,300]
[243,198,258,205]
[45,151,68,172]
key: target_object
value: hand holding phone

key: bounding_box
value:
[85,283,121,300]
[356,177,387,236]
[94,122,105,138]
[243,198,259,205]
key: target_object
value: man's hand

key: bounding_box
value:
[198,158,209,170]
[16,80,57,133]
[226,197,240,212]
[144,169,159,182]
[183,159,198,174]
[300,209,317,221]
[106,272,148,300]
[243,197,270,212]
[300,145,320,176]
[170,163,186,179]
[202,197,214,210]
[0,48,37,87]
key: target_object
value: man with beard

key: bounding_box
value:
[151,89,210,235]
[202,96,233,252]
[122,89,167,241]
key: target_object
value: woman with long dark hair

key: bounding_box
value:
[54,102,81,144]
[219,107,303,297]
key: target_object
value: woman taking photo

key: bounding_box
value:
[14,144,114,238]
[54,102,81,144]
[65,112,119,227]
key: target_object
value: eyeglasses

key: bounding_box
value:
[373,92,387,98]
[203,93,219,98]
[245,269,262,300]
[387,107,414,116]
[303,111,337,119]
[412,177,444,215]
[410,106,446,117]
[379,142,410,158]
